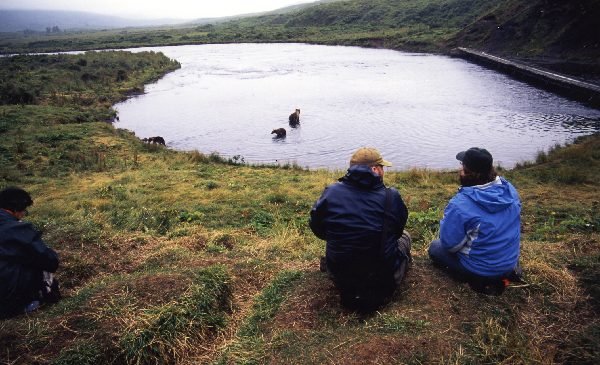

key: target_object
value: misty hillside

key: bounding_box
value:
[230,0,599,61]
[1,0,598,75]
[272,0,496,28]
[177,1,341,27]
[0,10,188,32]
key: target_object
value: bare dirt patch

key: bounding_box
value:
[272,271,339,331]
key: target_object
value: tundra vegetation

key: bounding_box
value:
[0,51,598,364]
[1,0,598,79]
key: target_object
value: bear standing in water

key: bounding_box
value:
[289,109,300,127]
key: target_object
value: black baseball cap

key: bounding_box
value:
[456,147,493,174]
[0,187,33,212]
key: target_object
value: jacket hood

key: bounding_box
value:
[339,165,384,189]
[0,209,17,224]
[460,177,519,213]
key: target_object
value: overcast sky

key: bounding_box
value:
[0,0,316,19]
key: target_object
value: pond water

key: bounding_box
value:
[114,43,600,170]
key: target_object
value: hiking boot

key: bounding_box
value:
[469,278,506,296]
[24,300,40,313]
[506,263,523,283]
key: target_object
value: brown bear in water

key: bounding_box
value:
[289,109,300,127]
[143,136,166,145]
[271,128,286,138]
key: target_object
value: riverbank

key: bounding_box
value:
[455,47,600,109]
[1,51,599,364]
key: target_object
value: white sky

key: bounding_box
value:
[0,0,316,19]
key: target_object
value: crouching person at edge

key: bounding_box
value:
[0,187,60,319]
[309,147,411,313]
[428,148,522,295]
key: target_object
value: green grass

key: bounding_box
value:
[216,270,303,364]
[0,52,599,364]
[119,266,232,364]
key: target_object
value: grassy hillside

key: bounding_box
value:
[0,52,599,364]
[451,0,600,77]
[0,0,498,54]
[1,0,597,73]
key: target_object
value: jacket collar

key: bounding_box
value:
[0,209,18,223]
[339,165,384,189]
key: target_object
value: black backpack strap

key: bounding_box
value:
[380,188,392,254]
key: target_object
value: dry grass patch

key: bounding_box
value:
[271,271,339,331]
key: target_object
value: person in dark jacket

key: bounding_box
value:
[310,147,411,311]
[428,148,522,295]
[0,187,59,318]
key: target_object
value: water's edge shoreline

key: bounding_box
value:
[454,47,600,110]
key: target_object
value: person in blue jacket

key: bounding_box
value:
[428,147,522,294]
[310,147,411,311]
[0,187,60,318]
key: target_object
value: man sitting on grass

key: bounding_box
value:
[310,147,411,312]
[428,147,522,295]
[0,187,60,318]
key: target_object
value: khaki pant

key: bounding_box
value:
[394,230,412,285]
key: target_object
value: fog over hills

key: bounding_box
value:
[0,10,191,32]
[0,1,337,32]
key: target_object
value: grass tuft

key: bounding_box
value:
[119,265,232,365]
[52,339,102,365]
[218,270,303,364]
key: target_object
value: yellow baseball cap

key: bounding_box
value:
[349,147,392,167]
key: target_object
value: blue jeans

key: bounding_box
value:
[428,239,471,279]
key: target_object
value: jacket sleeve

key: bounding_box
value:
[15,224,59,273]
[309,191,328,240]
[439,200,470,253]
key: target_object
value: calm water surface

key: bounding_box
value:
[114,43,600,170]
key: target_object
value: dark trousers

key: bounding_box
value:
[428,239,521,295]
[328,231,412,311]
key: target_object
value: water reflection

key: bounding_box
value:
[115,43,600,170]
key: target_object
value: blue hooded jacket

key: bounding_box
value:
[439,176,521,277]
[309,165,408,276]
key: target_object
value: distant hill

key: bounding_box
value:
[216,0,599,70]
[0,10,188,32]
[271,0,497,29]
[183,1,340,26]
[451,0,600,64]
[0,0,597,79]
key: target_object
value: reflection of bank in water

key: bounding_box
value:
[457,47,600,109]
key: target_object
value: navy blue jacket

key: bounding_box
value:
[309,165,408,277]
[0,210,59,316]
